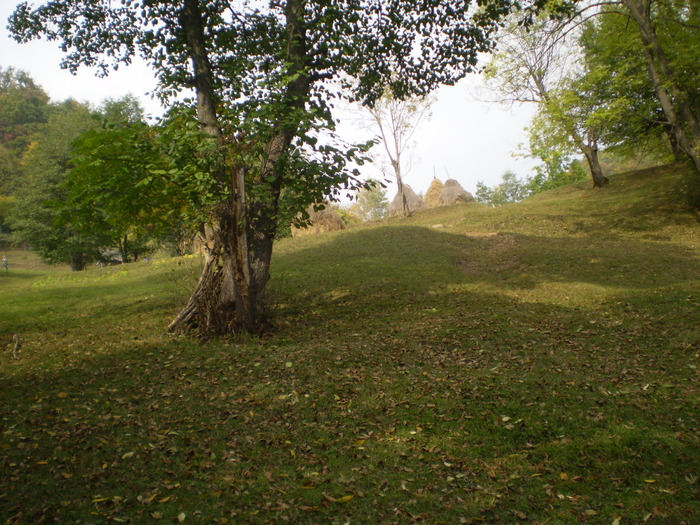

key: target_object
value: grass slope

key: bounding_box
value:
[1,164,699,524]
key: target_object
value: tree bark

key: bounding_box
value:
[70,254,86,271]
[581,143,609,188]
[393,160,410,217]
[537,81,608,188]
[118,234,129,263]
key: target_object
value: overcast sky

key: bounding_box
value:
[1,3,538,197]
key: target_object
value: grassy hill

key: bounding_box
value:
[1,164,699,523]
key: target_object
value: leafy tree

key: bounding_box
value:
[351,180,389,221]
[614,0,700,174]
[484,15,609,187]
[0,67,50,195]
[0,196,15,243]
[565,0,700,173]
[520,109,587,190]
[475,170,530,206]
[333,205,363,227]
[526,149,587,193]
[576,9,674,162]
[100,94,146,127]
[9,0,535,335]
[67,105,213,262]
[8,100,109,270]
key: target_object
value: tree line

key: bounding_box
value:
[0,68,188,269]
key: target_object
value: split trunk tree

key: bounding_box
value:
[168,0,307,334]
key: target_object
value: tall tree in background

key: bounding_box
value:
[0,67,50,196]
[9,0,527,335]
[8,100,108,270]
[475,170,531,206]
[66,95,162,263]
[365,91,432,216]
[484,16,609,187]
[615,0,700,173]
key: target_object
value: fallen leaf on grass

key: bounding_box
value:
[512,509,527,520]
[323,493,354,503]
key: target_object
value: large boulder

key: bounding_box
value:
[291,203,346,237]
[424,177,445,208]
[438,179,475,206]
[388,184,427,216]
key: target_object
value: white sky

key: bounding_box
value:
[1,2,538,196]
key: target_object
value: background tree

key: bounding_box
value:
[0,67,50,196]
[485,15,610,187]
[559,0,700,174]
[476,170,530,206]
[363,90,432,216]
[521,109,588,192]
[350,180,389,221]
[615,0,700,173]
[576,9,675,163]
[8,99,109,270]
[66,96,168,263]
[9,0,527,335]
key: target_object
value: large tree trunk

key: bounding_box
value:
[168,0,255,335]
[666,124,686,161]
[168,190,263,334]
[169,0,309,336]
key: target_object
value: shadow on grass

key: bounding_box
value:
[0,268,186,337]
[1,280,698,523]
[0,270,50,281]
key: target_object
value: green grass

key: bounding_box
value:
[1,164,699,524]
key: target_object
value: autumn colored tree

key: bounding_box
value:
[0,67,50,196]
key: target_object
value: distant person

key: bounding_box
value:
[2,255,7,273]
